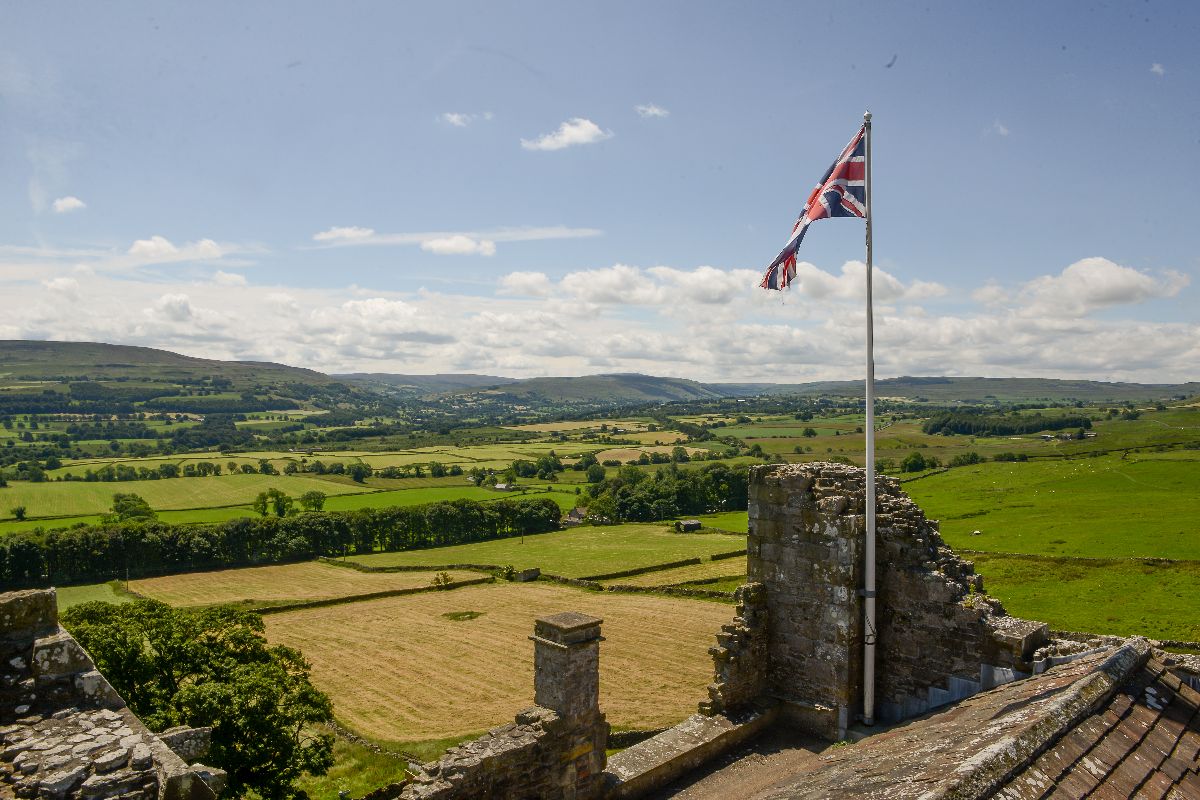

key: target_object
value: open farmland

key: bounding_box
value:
[905,454,1200,559]
[263,582,733,742]
[1,472,373,518]
[969,553,1200,642]
[607,557,746,588]
[130,562,483,608]
[345,524,746,577]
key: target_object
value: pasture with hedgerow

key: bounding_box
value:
[2,342,1198,798]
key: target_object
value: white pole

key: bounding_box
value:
[862,110,877,726]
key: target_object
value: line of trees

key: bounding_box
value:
[922,411,1092,437]
[0,496,562,587]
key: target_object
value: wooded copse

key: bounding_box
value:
[921,411,1093,437]
[0,495,562,586]
[583,462,749,523]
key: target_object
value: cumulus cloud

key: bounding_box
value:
[992,120,1010,137]
[635,104,670,118]
[520,118,612,151]
[1014,257,1188,316]
[128,236,224,262]
[1151,63,1165,76]
[419,235,496,256]
[52,196,86,213]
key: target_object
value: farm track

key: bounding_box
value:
[262,582,733,742]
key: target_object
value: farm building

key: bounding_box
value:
[674,519,702,533]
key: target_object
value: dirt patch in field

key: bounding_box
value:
[263,582,733,742]
[131,562,482,607]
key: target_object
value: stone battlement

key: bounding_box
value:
[0,589,224,800]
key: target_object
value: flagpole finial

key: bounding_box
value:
[864,110,872,122]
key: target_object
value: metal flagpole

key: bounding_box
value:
[862,110,877,726]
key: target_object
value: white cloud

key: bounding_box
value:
[441,111,492,127]
[1,246,1194,383]
[43,276,79,298]
[992,120,1010,137]
[635,104,670,118]
[213,270,247,286]
[127,236,224,262]
[520,118,613,151]
[52,196,86,213]
[1015,257,1188,316]
[1151,63,1165,76]
[419,235,496,256]
[313,226,376,243]
[498,272,554,297]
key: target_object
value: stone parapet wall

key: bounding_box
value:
[0,589,224,800]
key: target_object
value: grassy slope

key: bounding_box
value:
[347,524,746,577]
[904,454,1200,559]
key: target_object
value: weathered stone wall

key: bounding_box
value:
[0,588,224,800]
[745,463,1049,734]
[699,582,767,716]
[401,612,608,800]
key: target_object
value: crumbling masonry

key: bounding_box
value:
[703,462,1051,737]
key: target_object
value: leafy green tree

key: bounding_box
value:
[585,463,607,483]
[62,601,333,800]
[347,462,373,483]
[299,490,326,512]
[10,505,25,521]
[110,493,157,522]
[900,451,928,473]
[251,489,293,517]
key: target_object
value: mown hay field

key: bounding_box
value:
[263,582,732,742]
[608,557,746,588]
[346,524,746,578]
[2,473,372,518]
[131,562,483,608]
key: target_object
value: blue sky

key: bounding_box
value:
[1,1,1197,382]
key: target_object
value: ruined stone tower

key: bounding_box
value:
[706,462,1050,739]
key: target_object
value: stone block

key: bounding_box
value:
[0,590,57,639]
[32,632,93,680]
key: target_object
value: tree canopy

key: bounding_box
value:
[62,600,333,800]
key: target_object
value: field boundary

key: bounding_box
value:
[580,558,703,582]
[960,549,1200,566]
[710,549,748,561]
[321,557,506,574]
[253,575,495,615]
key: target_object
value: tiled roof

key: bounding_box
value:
[995,651,1200,799]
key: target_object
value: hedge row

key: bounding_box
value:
[0,496,562,588]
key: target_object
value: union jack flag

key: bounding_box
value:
[760,125,867,290]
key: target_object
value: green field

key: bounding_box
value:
[695,511,749,533]
[905,454,1200,559]
[55,581,136,610]
[970,553,1200,642]
[0,473,373,519]
[347,524,746,578]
